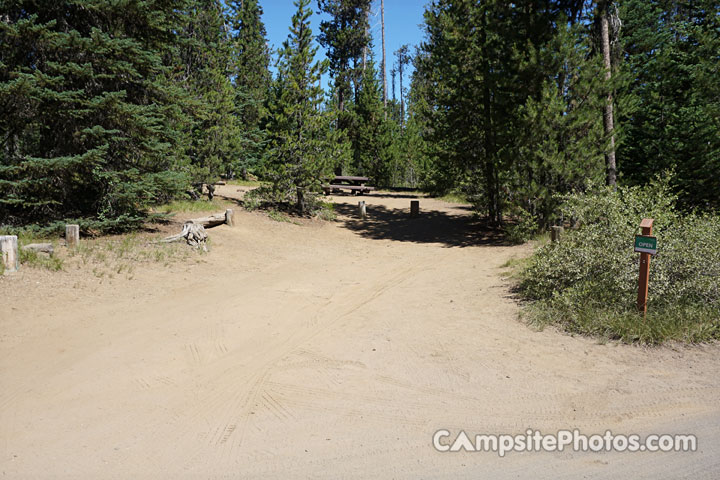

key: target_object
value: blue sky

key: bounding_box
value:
[259,0,428,95]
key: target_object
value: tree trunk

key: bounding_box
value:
[296,187,305,214]
[600,1,617,188]
[480,10,500,226]
[399,61,404,128]
[381,0,388,118]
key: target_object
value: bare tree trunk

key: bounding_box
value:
[480,10,500,226]
[399,60,404,128]
[600,2,617,188]
[381,0,388,118]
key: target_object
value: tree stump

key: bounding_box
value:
[159,222,208,251]
[0,235,19,273]
[358,201,367,219]
[410,200,420,218]
[225,208,235,226]
[65,224,80,248]
[551,226,564,243]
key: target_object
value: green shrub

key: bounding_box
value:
[19,248,64,271]
[505,206,538,244]
[518,176,720,344]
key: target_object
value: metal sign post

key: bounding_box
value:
[636,218,655,316]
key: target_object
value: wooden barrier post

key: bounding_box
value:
[65,224,80,248]
[358,201,367,219]
[636,218,654,316]
[0,235,19,273]
[551,226,564,243]
[410,200,420,218]
[225,208,234,226]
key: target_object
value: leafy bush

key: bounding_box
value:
[518,177,720,344]
[505,206,539,244]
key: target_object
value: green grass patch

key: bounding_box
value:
[525,302,719,345]
[434,191,469,204]
[19,248,64,271]
[159,198,231,214]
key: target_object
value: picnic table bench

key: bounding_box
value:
[322,176,375,195]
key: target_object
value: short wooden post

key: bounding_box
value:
[225,208,234,226]
[637,218,653,316]
[358,201,367,219]
[551,226,564,243]
[0,235,19,273]
[410,200,420,218]
[65,224,80,248]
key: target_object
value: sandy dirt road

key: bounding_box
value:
[1,186,719,478]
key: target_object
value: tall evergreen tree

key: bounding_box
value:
[227,0,271,176]
[177,0,239,183]
[514,18,607,227]
[266,0,350,213]
[418,0,605,226]
[618,0,720,209]
[350,59,395,186]
[317,0,372,122]
[419,0,533,225]
[0,0,189,230]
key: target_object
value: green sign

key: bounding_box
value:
[634,235,657,255]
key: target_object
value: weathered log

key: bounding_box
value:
[21,243,54,255]
[65,224,80,247]
[1,235,19,273]
[190,213,226,228]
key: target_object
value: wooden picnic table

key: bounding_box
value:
[322,176,375,195]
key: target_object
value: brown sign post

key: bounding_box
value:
[636,218,654,315]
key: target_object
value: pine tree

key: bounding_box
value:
[227,0,271,177]
[177,0,239,184]
[514,18,607,227]
[418,0,594,226]
[350,59,395,186]
[266,0,350,213]
[618,0,720,209]
[419,0,527,225]
[317,0,372,124]
[0,0,189,230]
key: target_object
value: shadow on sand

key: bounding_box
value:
[334,196,509,248]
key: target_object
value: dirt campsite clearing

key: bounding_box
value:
[1,185,719,479]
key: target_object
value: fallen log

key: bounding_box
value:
[189,209,235,228]
[190,212,227,228]
[21,243,54,255]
